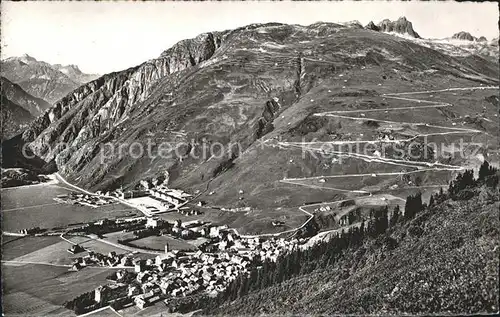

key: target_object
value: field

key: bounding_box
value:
[2,236,78,266]
[83,307,122,316]
[77,238,133,256]
[2,263,114,316]
[1,235,142,316]
[2,236,63,261]
[158,205,309,235]
[1,183,139,232]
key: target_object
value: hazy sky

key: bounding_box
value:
[1,1,498,74]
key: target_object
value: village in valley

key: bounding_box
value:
[12,175,304,314]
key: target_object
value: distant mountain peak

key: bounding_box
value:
[452,31,479,42]
[53,63,84,76]
[375,16,420,38]
[6,53,38,64]
[343,20,363,29]
[20,53,36,60]
[365,21,379,31]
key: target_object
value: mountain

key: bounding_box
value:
[410,36,499,63]
[375,17,421,38]
[1,97,35,140]
[452,31,477,41]
[52,63,100,84]
[1,77,51,140]
[1,77,51,117]
[362,19,497,61]
[365,21,379,31]
[450,32,489,43]
[8,22,500,212]
[1,54,99,104]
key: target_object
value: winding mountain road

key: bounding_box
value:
[272,85,497,241]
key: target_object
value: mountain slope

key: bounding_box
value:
[1,97,35,140]
[1,77,53,140]
[210,186,499,315]
[12,22,500,213]
[1,54,99,104]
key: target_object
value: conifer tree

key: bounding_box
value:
[428,194,435,207]
[390,205,401,227]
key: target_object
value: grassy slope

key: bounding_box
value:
[213,188,499,315]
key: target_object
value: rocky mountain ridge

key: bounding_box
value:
[452,31,487,42]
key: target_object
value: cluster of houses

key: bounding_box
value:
[169,220,212,240]
[271,220,285,227]
[18,226,44,235]
[54,192,115,208]
[314,205,332,213]
[129,235,297,309]
[125,250,252,308]
[109,189,149,200]
[148,186,192,207]
[107,184,195,216]
[144,217,227,242]
[70,250,134,271]
[228,236,298,263]
[377,129,396,141]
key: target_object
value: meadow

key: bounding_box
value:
[1,183,139,232]
[2,263,115,316]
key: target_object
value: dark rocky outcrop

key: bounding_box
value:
[254,98,281,140]
[376,17,420,38]
[365,21,380,32]
[452,31,477,41]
